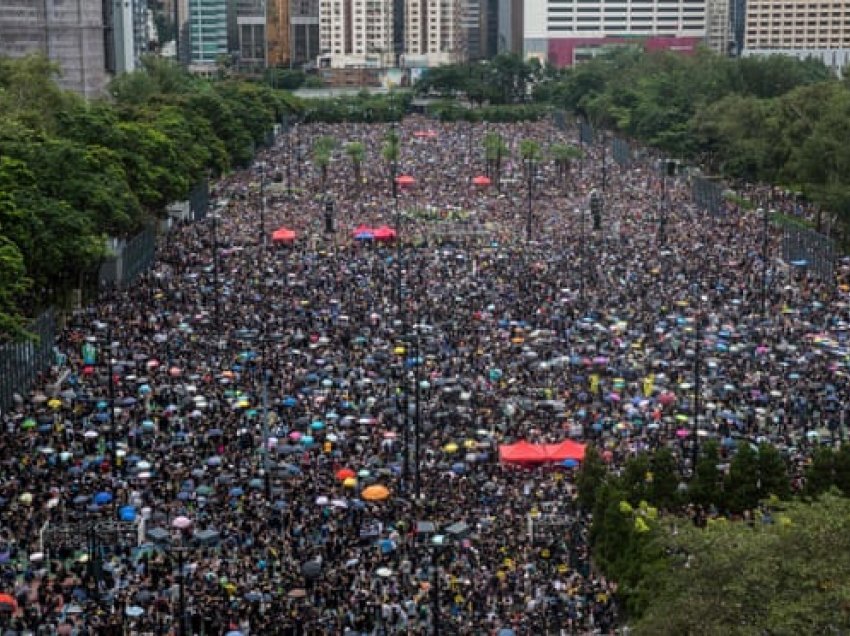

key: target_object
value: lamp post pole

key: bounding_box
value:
[106,323,116,472]
[760,207,770,317]
[414,331,422,500]
[693,297,702,471]
[177,546,187,636]
[526,158,534,242]
[578,207,585,309]
[601,131,608,193]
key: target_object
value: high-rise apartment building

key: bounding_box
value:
[107,0,152,73]
[523,0,705,66]
[233,0,267,68]
[0,0,108,97]
[742,0,850,75]
[188,0,229,67]
[497,0,523,54]
[317,0,394,67]
[402,0,465,67]
[704,0,731,54]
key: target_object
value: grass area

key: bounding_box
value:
[723,192,755,210]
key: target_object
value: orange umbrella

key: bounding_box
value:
[0,593,17,610]
[361,484,390,501]
[336,468,356,481]
[472,175,491,186]
[272,228,296,243]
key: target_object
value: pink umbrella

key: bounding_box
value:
[755,345,769,355]
[659,392,676,406]
[675,428,690,439]
[608,393,621,402]
[172,516,192,530]
[289,431,302,441]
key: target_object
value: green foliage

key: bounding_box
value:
[689,440,723,509]
[633,494,850,635]
[415,53,541,104]
[427,101,548,122]
[0,53,299,337]
[724,442,760,513]
[303,91,408,123]
[576,445,607,511]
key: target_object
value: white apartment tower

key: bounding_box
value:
[402,0,465,67]
[318,0,395,67]
[705,0,731,54]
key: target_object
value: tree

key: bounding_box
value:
[832,444,850,496]
[648,447,681,511]
[482,132,507,191]
[634,494,850,635]
[621,453,652,506]
[757,442,790,501]
[313,136,336,190]
[689,440,723,510]
[725,442,760,514]
[345,141,365,186]
[804,446,835,497]
[576,445,608,512]
[0,236,30,342]
[549,143,582,188]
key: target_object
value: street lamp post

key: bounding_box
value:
[692,283,703,472]
[430,535,448,635]
[760,207,770,317]
[601,131,608,193]
[526,157,535,242]
[577,207,585,309]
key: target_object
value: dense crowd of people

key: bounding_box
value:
[0,115,846,635]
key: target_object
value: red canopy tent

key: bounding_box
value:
[499,440,587,464]
[498,441,549,464]
[352,225,374,238]
[543,440,586,462]
[395,175,416,188]
[372,225,397,241]
[271,227,296,243]
[413,130,438,139]
[472,175,491,186]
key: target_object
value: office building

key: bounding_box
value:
[0,0,108,97]
[317,0,394,68]
[523,0,706,66]
[232,0,267,68]
[497,0,523,54]
[188,0,229,68]
[742,0,850,75]
[403,0,465,67]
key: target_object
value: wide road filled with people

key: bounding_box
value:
[0,115,846,635]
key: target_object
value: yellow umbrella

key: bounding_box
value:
[443,442,459,453]
[48,398,62,410]
[463,439,476,449]
[393,346,406,355]
[361,485,390,501]
[343,477,356,488]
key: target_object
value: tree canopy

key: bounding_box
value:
[0,54,301,340]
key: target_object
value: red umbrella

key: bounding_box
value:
[472,175,491,186]
[0,593,17,610]
[336,468,355,481]
[372,226,397,241]
[272,227,296,243]
[413,130,438,139]
[395,175,415,188]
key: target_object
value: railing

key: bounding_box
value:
[0,308,56,413]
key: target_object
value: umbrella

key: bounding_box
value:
[301,560,322,579]
[125,606,144,617]
[229,487,244,498]
[0,593,17,611]
[563,458,580,468]
[361,484,390,501]
[172,516,193,530]
[93,491,112,505]
[336,468,356,481]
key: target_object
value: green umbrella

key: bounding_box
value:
[21,418,36,430]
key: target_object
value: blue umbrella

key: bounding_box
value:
[94,491,113,505]
[451,463,466,475]
[562,459,579,468]
[282,397,297,408]
[229,487,244,498]
[119,505,137,522]
[177,491,191,500]
[96,401,108,410]
[300,435,315,445]
[310,420,325,431]
[207,456,222,467]
[249,478,264,489]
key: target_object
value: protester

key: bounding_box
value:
[0,115,843,636]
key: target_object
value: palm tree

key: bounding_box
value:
[312,136,336,189]
[382,127,401,196]
[346,141,365,186]
[483,132,508,192]
[519,139,542,241]
[549,143,583,189]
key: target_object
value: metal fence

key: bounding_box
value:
[612,137,631,166]
[98,226,157,289]
[188,179,209,221]
[691,176,726,216]
[553,110,567,131]
[579,122,595,145]
[781,226,836,281]
[0,308,57,413]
